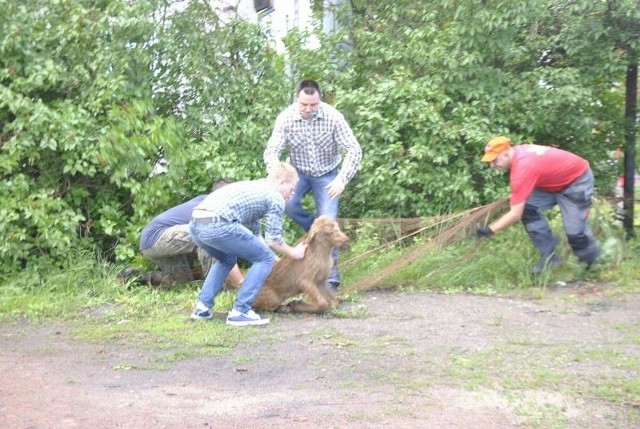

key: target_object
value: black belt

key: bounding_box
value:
[192,217,224,224]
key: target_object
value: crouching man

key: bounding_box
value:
[138,179,244,286]
[189,162,307,326]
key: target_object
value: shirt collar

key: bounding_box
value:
[294,103,324,122]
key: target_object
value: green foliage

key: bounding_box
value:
[343,225,546,294]
[1,200,637,323]
[338,200,636,295]
[0,250,252,359]
[0,0,186,271]
[0,1,291,268]
[115,1,294,261]
[0,0,638,273]
[285,0,635,217]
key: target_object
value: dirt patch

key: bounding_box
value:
[2,283,639,428]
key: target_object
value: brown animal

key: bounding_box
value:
[253,215,349,314]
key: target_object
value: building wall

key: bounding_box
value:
[217,0,314,52]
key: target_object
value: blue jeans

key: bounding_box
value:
[522,168,599,263]
[286,167,341,284]
[189,221,276,314]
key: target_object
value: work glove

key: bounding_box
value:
[476,226,495,239]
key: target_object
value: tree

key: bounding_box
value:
[116,0,293,261]
[602,0,640,236]
[0,0,185,271]
[0,0,294,271]
[287,0,635,220]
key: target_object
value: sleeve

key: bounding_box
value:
[262,200,285,244]
[334,114,362,184]
[264,112,288,173]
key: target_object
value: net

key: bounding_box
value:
[338,199,508,292]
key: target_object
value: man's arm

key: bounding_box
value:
[268,240,307,260]
[326,115,362,198]
[489,202,525,233]
[264,113,288,172]
[334,116,362,185]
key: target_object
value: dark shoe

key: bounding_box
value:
[140,271,174,287]
[327,282,340,293]
[581,246,601,269]
[117,267,142,283]
[531,254,563,274]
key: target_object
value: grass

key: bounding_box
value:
[0,252,259,355]
[438,343,640,426]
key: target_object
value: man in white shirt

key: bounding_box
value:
[264,80,362,292]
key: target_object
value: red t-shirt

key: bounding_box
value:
[510,145,589,205]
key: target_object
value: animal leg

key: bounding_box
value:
[251,286,284,312]
[287,280,335,314]
[319,283,340,308]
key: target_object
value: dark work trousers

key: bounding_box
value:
[522,168,599,264]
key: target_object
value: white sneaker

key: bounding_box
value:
[226,308,269,326]
[191,301,212,320]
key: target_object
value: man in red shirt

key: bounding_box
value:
[476,136,600,273]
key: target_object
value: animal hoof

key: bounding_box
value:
[276,304,293,313]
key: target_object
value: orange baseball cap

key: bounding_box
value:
[481,136,511,162]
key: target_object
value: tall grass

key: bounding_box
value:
[341,200,639,295]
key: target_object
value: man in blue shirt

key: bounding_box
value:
[138,180,244,286]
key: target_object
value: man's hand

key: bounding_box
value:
[289,242,308,260]
[268,241,307,260]
[325,177,345,199]
[476,226,495,239]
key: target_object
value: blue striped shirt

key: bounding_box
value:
[193,179,286,244]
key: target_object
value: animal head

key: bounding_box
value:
[306,215,349,249]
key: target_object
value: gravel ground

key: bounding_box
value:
[2,283,639,428]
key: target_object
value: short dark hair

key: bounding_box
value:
[211,178,233,192]
[297,79,322,97]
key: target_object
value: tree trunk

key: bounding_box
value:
[623,59,637,238]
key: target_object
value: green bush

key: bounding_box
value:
[0,0,637,274]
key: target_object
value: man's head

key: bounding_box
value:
[268,162,299,202]
[296,79,321,121]
[211,178,233,192]
[481,136,513,170]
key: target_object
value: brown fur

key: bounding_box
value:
[253,215,349,314]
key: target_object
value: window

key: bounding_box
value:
[254,0,274,13]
